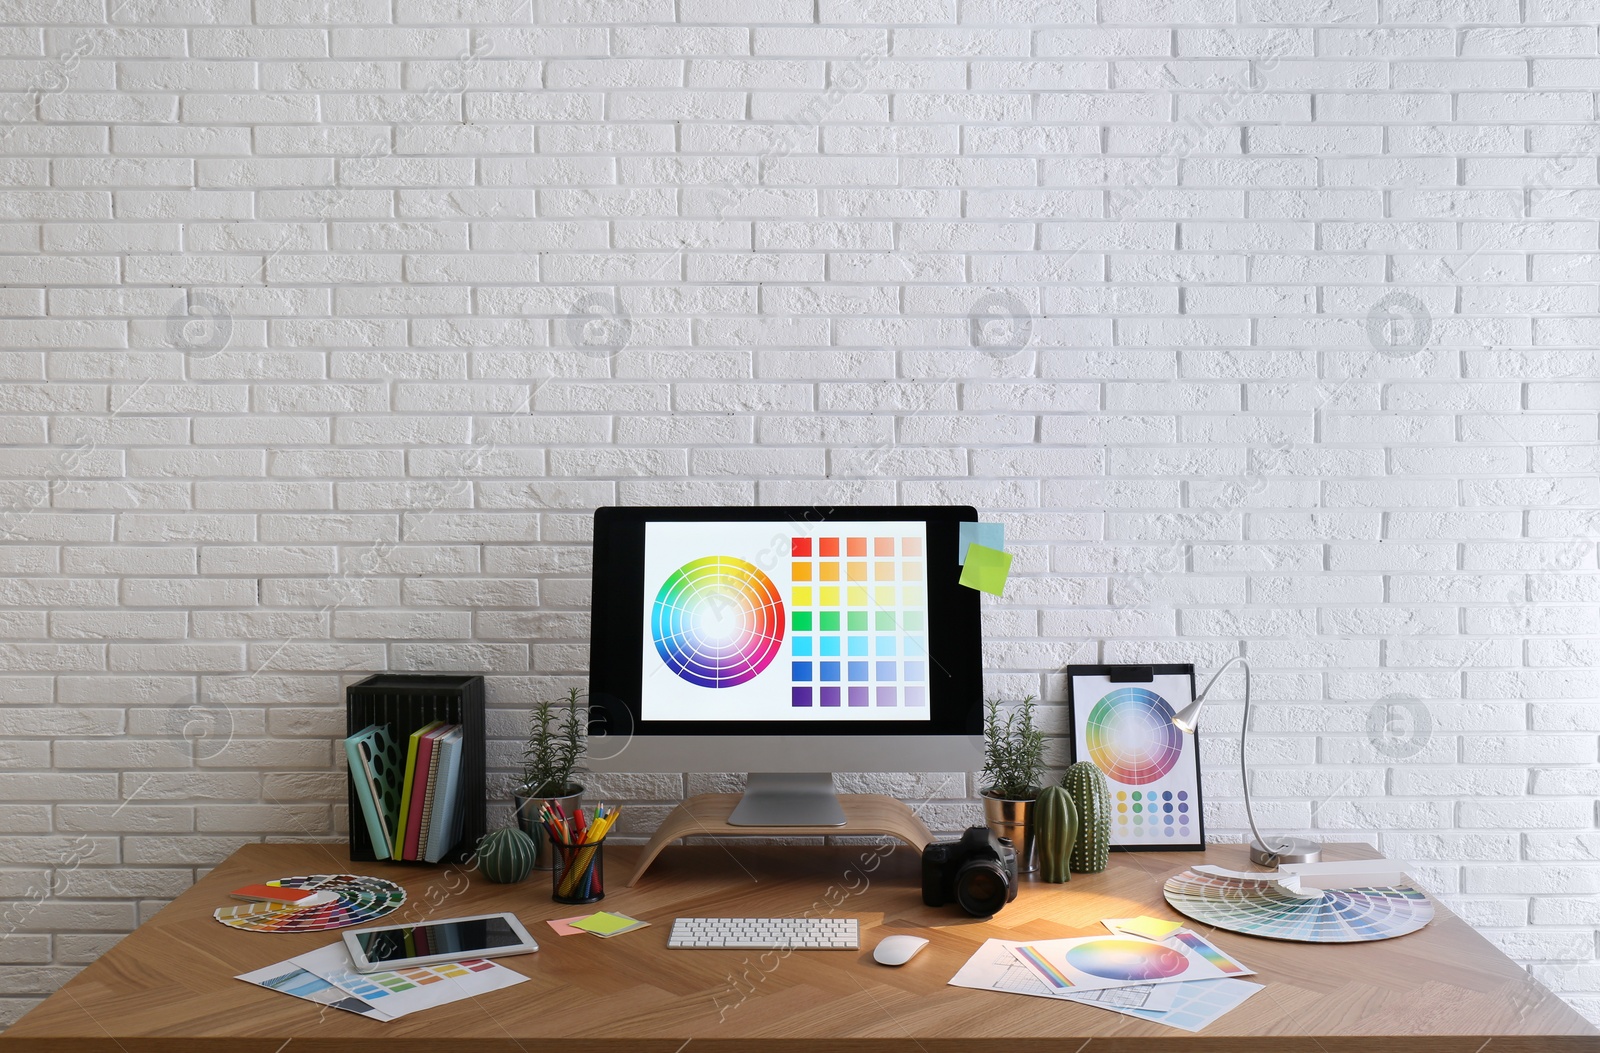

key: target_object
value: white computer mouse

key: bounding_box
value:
[872,934,930,967]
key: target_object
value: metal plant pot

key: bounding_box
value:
[513,785,583,871]
[981,790,1038,874]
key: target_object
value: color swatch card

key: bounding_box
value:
[1068,668,1204,849]
[236,960,390,1021]
[245,942,527,1022]
[1008,931,1253,994]
[641,520,932,721]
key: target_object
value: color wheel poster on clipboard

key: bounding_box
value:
[1067,665,1203,851]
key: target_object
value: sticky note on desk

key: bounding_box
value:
[1110,915,1184,941]
[547,914,592,936]
[958,543,1012,596]
[570,911,648,937]
[958,522,1004,564]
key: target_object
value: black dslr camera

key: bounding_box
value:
[921,826,1019,917]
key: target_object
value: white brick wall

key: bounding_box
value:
[0,0,1597,1030]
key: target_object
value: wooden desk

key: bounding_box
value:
[3,840,1595,1052]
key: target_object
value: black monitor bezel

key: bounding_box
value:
[587,505,983,738]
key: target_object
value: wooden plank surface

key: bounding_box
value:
[3,839,1596,1052]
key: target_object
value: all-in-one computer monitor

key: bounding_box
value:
[586,506,985,825]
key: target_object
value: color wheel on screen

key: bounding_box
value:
[652,555,785,688]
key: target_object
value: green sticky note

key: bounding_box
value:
[959,543,1012,596]
[569,911,642,936]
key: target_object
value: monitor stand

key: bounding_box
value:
[626,788,935,885]
[727,773,848,827]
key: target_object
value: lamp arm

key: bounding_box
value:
[1233,658,1272,856]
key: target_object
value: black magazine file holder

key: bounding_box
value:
[346,673,486,865]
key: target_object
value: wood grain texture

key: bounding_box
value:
[626,793,936,885]
[3,840,1596,1053]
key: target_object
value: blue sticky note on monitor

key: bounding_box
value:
[958,522,1004,564]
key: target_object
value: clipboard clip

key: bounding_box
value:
[1107,666,1154,683]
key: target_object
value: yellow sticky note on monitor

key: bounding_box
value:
[1115,915,1184,941]
[958,543,1011,596]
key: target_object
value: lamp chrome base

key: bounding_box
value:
[1249,837,1322,867]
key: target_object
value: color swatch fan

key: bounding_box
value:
[1163,866,1433,943]
[214,874,406,933]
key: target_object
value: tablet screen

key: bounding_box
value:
[352,916,525,964]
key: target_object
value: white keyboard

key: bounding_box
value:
[667,917,859,950]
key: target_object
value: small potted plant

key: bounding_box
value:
[512,687,587,871]
[980,695,1047,873]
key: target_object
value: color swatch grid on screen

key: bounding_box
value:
[788,533,928,709]
[652,555,784,688]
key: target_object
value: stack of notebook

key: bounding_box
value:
[345,722,466,863]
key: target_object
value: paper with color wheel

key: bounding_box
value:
[1008,931,1253,993]
[948,938,1177,1010]
[958,543,1012,595]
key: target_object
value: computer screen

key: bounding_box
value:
[587,506,984,804]
[641,518,933,722]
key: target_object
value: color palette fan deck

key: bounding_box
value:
[1163,865,1434,943]
[214,874,406,933]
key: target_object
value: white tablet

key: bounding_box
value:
[342,912,539,973]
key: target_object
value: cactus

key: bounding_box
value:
[1034,784,1079,883]
[476,826,537,884]
[1063,761,1111,873]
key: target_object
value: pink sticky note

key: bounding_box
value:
[546,915,591,936]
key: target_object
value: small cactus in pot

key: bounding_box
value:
[1034,784,1079,883]
[1062,761,1111,873]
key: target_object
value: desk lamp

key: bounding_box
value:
[1172,656,1322,867]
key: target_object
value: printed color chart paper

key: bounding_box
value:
[236,961,388,1021]
[1068,669,1203,849]
[238,942,528,1022]
[641,521,931,722]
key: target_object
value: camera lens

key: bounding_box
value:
[954,859,1011,917]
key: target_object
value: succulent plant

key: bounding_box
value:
[476,826,537,884]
